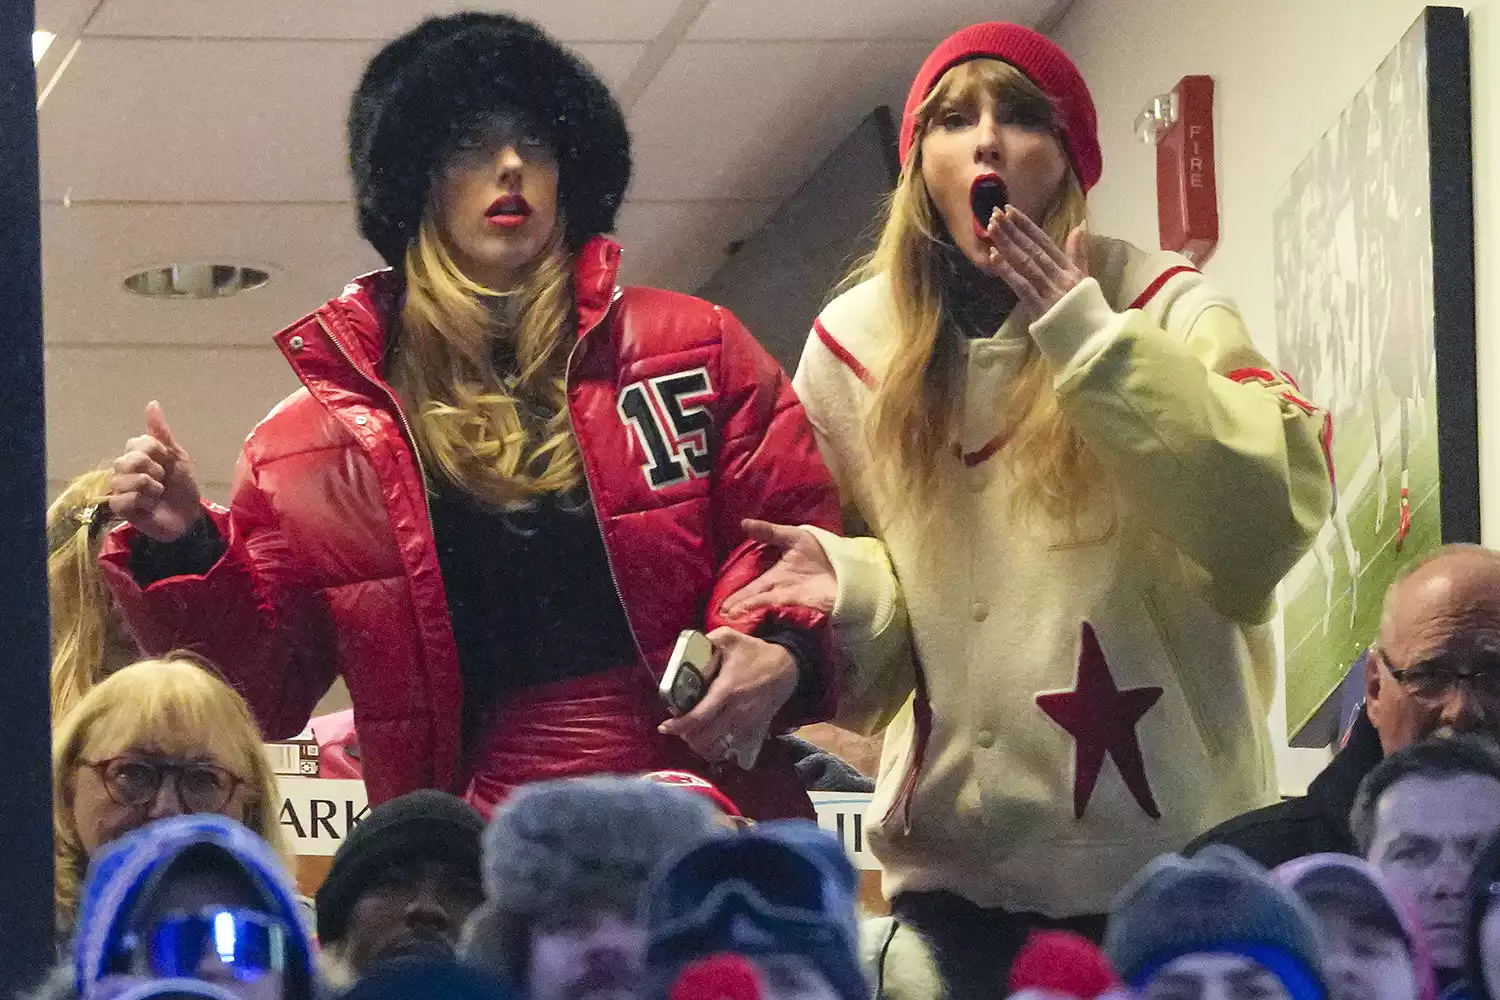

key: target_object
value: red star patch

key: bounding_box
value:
[1036,622,1163,820]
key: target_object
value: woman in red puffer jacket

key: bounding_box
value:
[98,11,841,820]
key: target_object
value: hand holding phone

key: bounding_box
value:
[657,629,784,771]
[659,630,718,717]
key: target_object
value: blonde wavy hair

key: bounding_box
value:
[859,58,1095,524]
[52,654,290,933]
[47,467,138,721]
[387,212,584,509]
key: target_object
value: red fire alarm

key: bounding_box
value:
[1138,76,1219,266]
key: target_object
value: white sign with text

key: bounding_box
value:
[277,778,878,870]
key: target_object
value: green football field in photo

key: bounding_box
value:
[1281,383,1441,738]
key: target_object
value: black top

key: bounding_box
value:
[424,479,823,715]
[427,483,636,708]
[940,241,1019,339]
[1184,707,1385,866]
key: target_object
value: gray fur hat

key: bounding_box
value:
[462,776,719,981]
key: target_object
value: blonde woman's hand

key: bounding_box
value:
[109,401,205,543]
[982,205,1089,318]
[720,519,837,618]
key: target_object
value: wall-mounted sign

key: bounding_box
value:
[277,778,878,870]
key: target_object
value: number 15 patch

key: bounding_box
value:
[617,367,715,489]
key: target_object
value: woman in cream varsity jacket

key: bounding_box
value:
[723,23,1332,998]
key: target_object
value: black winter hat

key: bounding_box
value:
[315,789,484,946]
[348,11,632,267]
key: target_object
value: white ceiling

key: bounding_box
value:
[36,0,1065,496]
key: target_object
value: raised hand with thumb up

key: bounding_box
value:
[108,400,205,543]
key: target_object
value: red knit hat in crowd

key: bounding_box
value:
[898,22,1102,191]
[1008,930,1122,1000]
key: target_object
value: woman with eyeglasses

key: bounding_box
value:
[70,814,313,1000]
[51,655,289,935]
[46,467,138,722]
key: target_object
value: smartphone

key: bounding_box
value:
[659,630,718,716]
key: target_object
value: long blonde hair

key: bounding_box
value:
[52,654,291,933]
[387,213,584,508]
[47,468,137,721]
[859,59,1095,524]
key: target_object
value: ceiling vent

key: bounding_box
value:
[123,264,270,300]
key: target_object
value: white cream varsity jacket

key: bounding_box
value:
[794,236,1331,916]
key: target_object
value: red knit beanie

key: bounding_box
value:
[898,22,1102,191]
[1008,930,1122,999]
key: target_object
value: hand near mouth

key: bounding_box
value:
[981,205,1089,319]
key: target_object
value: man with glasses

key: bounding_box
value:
[1190,544,1500,867]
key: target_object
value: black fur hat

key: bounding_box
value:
[348,12,632,267]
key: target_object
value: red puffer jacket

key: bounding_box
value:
[99,236,843,816]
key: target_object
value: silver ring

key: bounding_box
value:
[719,734,736,755]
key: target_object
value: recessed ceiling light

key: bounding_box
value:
[123,264,271,300]
[33,30,55,64]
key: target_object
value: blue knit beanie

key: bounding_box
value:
[1105,846,1327,1000]
[643,821,867,1000]
[73,815,312,1000]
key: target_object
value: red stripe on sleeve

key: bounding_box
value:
[814,320,875,388]
[1127,264,1199,311]
[1227,367,1317,412]
[1278,390,1318,416]
[1225,367,1280,385]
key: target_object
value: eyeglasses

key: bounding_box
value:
[1371,645,1500,701]
[80,756,245,814]
[114,907,288,983]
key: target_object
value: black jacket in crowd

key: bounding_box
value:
[1185,708,1384,867]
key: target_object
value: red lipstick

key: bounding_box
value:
[486,194,532,229]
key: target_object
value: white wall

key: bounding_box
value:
[1050,0,1487,792]
[1474,7,1500,562]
